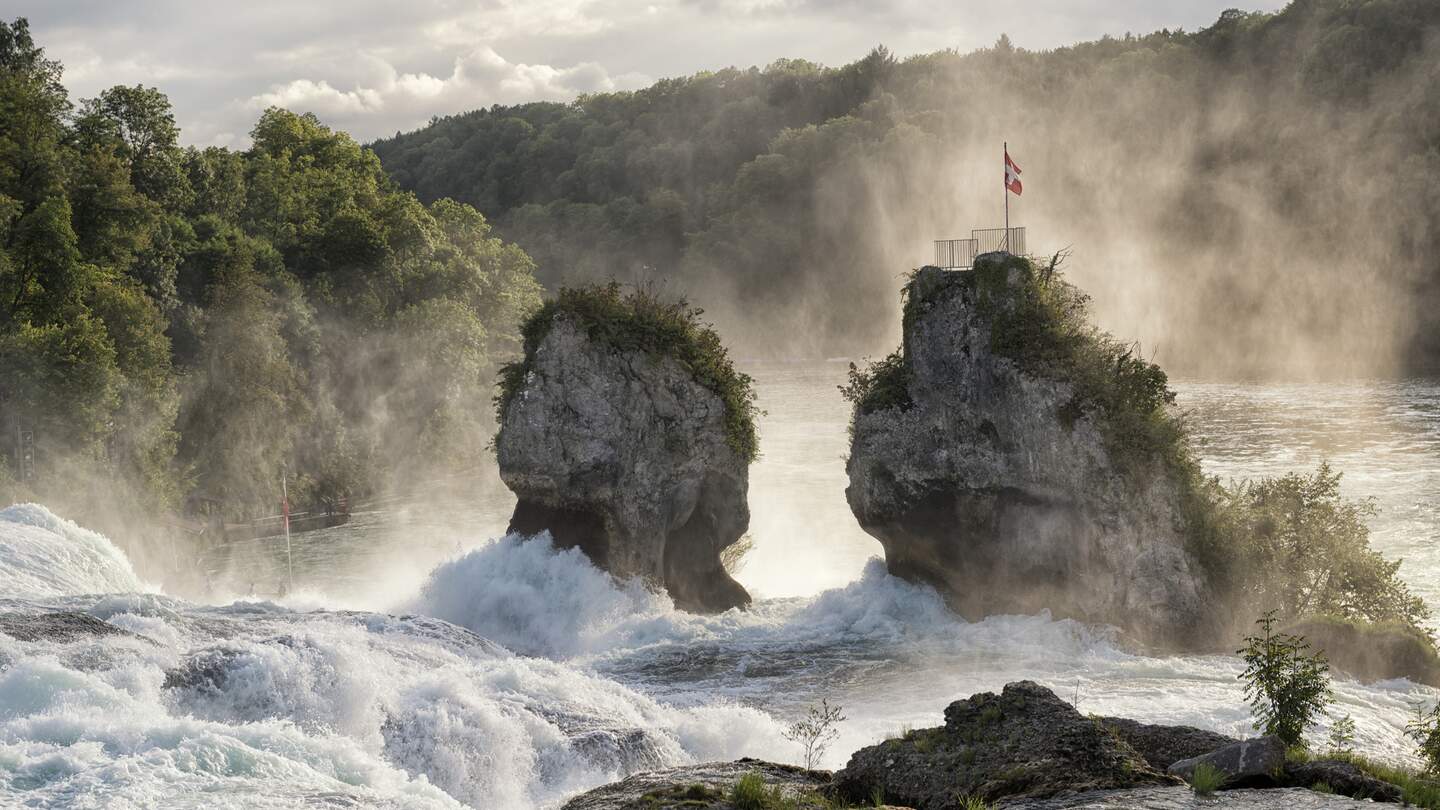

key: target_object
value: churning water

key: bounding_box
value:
[2,362,1438,808]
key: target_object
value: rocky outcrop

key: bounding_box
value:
[832,681,1177,808]
[0,611,151,644]
[1168,736,1286,787]
[1098,717,1238,771]
[845,255,1214,647]
[558,759,840,810]
[497,316,751,612]
[1000,786,1378,808]
[1283,760,1404,802]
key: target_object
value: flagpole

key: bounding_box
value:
[1003,141,1010,252]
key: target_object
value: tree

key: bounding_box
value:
[1408,702,1440,774]
[782,699,846,770]
[1238,612,1333,748]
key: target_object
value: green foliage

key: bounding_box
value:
[839,351,911,416]
[1239,612,1334,748]
[1327,713,1356,755]
[0,19,542,530]
[1189,763,1225,795]
[1221,464,1430,628]
[729,773,772,810]
[1408,702,1440,775]
[957,797,992,810]
[496,282,759,461]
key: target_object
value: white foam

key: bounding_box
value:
[0,504,153,599]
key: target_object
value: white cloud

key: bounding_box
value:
[13,0,1289,146]
[245,47,640,138]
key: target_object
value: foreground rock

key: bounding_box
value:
[497,308,752,612]
[1001,786,1378,808]
[558,759,842,810]
[1167,736,1285,788]
[845,256,1215,647]
[832,681,1177,808]
[1098,717,1237,771]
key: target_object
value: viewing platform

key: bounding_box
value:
[934,227,1026,269]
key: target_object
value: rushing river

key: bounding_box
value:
[2,362,1438,808]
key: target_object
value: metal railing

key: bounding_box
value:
[932,227,1027,269]
[971,227,1026,256]
[934,238,978,269]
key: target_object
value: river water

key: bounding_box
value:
[2,362,1438,808]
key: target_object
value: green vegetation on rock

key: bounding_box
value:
[849,253,1432,646]
[496,282,760,462]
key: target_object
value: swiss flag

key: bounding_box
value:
[1005,149,1023,195]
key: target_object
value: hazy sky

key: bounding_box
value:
[15,1,1287,147]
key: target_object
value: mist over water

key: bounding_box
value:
[3,362,1440,807]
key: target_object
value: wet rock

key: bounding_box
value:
[1282,759,1404,802]
[1167,736,1285,788]
[999,786,1378,808]
[497,316,751,612]
[0,611,148,643]
[845,257,1214,647]
[1099,717,1238,771]
[832,681,1176,808]
[558,759,837,810]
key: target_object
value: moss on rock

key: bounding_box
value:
[496,282,760,462]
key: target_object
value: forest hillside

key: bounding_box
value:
[373,0,1440,376]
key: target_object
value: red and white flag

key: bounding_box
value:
[1004,149,1023,196]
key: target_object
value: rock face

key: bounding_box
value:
[1167,736,1286,787]
[559,759,838,810]
[832,681,1176,808]
[497,317,751,612]
[1098,717,1238,771]
[845,256,1213,647]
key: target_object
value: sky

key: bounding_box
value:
[14,0,1288,147]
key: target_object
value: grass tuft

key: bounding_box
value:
[1189,762,1225,795]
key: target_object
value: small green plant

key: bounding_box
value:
[1238,611,1333,748]
[1407,701,1440,774]
[869,784,885,807]
[957,796,993,810]
[1189,762,1225,795]
[730,772,768,810]
[782,699,846,770]
[1311,781,1335,794]
[1327,713,1356,755]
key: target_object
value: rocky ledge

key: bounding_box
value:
[496,291,754,613]
[845,255,1217,648]
[561,681,1419,810]
[558,759,838,810]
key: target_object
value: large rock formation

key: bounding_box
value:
[497,311,752,613]
[845,254,1215,647]
[832,681,1177,808]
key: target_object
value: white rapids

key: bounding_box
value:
[2,364,1439,808]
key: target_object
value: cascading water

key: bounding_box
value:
[2,363,1438,808]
